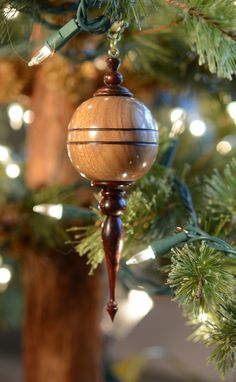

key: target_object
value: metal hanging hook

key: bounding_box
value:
[107,20,129,58]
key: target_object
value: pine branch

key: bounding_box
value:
[204,158,236,221]
[103,0,149,24]
[160,0,236,78]
[168,243,236,316]
[71,225,104,275]
[164,0,236,42]
[69,163,173,272]
[191,303,236,377]
[169,240,236,376]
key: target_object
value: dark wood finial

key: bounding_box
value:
[92,181,132,321]
[94,57,133,97]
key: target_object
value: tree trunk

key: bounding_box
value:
[23,63,104,382]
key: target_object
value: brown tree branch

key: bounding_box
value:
[164,0,236,42]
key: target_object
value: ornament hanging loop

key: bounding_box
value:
[107,20,128,58]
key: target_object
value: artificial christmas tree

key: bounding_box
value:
[0,1,235,381]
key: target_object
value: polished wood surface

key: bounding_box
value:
[67,95,158,182]
[67,61,159,321]
[95,184,128,321]
[94,57,133,97]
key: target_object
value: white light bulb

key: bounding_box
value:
[23,110,35,124]
[33,204,63,220]
[170,108,185,123]
[189,120,206,137]
[48,205,63,220]
[28,45,53,67]
[0,267,12,284]
[6,163,21,178]
[33,205,46,215]
[3,5,19,19]
[126,246,155,265]
[7,103,24,130]
[0,145,10,162]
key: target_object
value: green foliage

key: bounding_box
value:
[204,158,236,219]
[0,257,23,329]
[2,1,236,78]
[192,303,236,378]
[70,162,177,272]
[104,0,149,25]
[168,243,236,376]
[1,0,236,376]
[0,164,12,204]
[180,0,236,79]
[71,154,236,375]
[168,243,235,316]
[124,164,173,236]
[27,213,69,249]
[112,0,236,79]
[68,222,104,275]
[105,0,236,79]
[0,1,33,45]
[0,169,91,253]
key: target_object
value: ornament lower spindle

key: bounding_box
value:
[93,182,132,320]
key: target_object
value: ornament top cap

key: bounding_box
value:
[94,57,133,98]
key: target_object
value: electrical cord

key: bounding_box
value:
[28,0,111,66]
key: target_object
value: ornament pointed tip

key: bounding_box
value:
[107,300,118,322]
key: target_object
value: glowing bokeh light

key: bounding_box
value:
[6,163,21,178]
[189,120,206,137]
[94,57,107,70]
[0,145,10,162]
[216,140,232,155]
[170,108,185,123]
[7,103,24,130]
[226,101,236,121]
[23,110,35,124]
[0,267,12,284]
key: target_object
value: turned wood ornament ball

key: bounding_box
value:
[67,60,159,182]
[67,58,159,321]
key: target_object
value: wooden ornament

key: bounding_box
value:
[67,57,158,321]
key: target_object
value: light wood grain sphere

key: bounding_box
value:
[67,95,158,182]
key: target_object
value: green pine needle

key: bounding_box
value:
[181,0,236,79]
[68,221,104,275]
[70,162,175,273]
[104,0,150,25]
[205,158,236,219]
[168,243,236,316]
[191,303,236,378]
